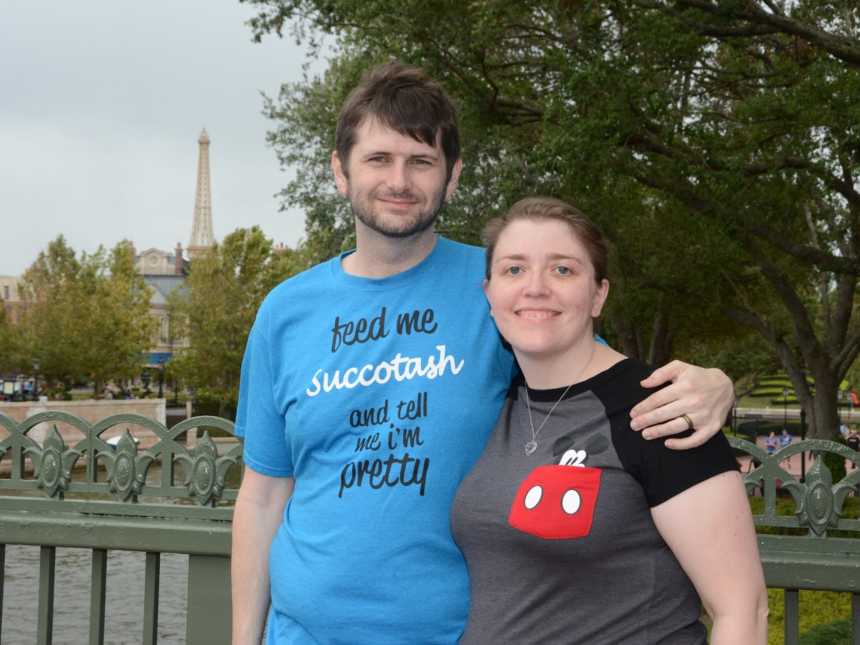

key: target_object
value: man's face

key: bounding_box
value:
[332,118,461,239]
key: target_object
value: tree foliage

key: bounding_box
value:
[0,304,27,376]
[19,236,155,396]
[168,227,306,417]
[245,0,860,437]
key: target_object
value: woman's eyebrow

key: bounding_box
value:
[546,253,586,264]
[494,253,585,263]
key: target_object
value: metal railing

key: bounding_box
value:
[728,435,860,644]
[2,411,860,644]
[0,411,241,645]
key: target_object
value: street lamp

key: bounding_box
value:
[783,388,789,432]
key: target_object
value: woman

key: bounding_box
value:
[452,197,767,644]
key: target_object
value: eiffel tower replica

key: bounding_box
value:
[188,128,216,259]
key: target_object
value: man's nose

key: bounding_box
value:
[385,161,410,192]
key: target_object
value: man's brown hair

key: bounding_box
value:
[335,62,460,180]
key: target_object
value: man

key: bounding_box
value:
[232,62,735,644]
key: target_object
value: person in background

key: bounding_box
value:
[847,430,860,470]
[453,197,767,644]
[766,431,779,456]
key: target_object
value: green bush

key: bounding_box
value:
[799,618,852,644]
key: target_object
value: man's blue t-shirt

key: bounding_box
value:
[235,237,514,644]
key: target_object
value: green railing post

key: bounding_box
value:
[853,593,860,645]
[89,548,107,645]
[37,545,56,645]
[784,589,800,645]
[0,543,5,642]
[143,551,161,645]
[186,554,232,645]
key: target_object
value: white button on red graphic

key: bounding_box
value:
[508,465,601,540]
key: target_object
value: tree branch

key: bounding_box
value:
[672,0,860,68]
[724,304,814,404]
[828,272,855,353]
[746,239,823,366]
[743,222,860,275]
[834,327,860,379]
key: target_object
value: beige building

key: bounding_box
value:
[136,244,189,365]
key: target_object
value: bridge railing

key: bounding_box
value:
[2,411,860,644]
[0,411,241,645]
[728,435,860,644]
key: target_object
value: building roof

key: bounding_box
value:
[143,274,187,304]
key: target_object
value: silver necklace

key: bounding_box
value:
[523,383,574,456]
[521,345,597,456]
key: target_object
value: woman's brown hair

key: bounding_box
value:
[482,197,608,283]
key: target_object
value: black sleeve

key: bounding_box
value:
[604,359,740,508]
[632,430,739,507]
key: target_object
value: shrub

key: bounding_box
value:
[799,618,852,644]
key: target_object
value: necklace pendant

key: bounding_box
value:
[524,440,538,456]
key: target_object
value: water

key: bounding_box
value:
[2,546,188,644]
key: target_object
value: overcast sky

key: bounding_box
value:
[1,1,326,276]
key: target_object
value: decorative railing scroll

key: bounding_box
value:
[0,411,242,512]
[727,436,860,537]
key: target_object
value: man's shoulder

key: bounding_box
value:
[258,256,338,312]
[437,236,484,258]
[434,237,486,276]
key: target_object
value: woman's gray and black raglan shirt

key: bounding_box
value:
[451,358,738,645]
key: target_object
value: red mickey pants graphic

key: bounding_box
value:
[508,465,602,540]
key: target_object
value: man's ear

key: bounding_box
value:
[332,150,349,197]
[444,159,463,201]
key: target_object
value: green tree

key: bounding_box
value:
[0,304,27,376]
[20,236,155,397]
[245,0,860,438]
[84,241,156,395]
[169,227,305,417]
[21,236,90,394]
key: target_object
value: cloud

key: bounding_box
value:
[0,0,323,275]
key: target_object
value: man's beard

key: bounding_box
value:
[350,186,446,239]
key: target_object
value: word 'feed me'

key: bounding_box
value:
[330,306,438,353]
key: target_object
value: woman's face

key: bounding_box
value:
[484,218,608,362]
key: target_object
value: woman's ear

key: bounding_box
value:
[591,279,609,318]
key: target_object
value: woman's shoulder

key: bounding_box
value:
[589,354,654,400]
